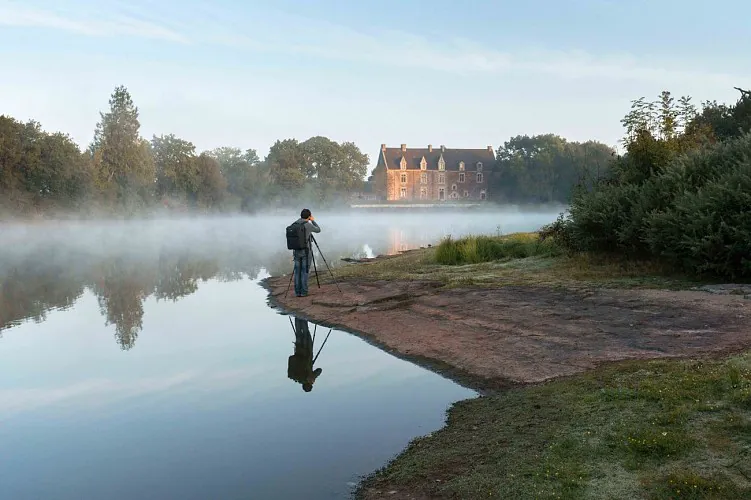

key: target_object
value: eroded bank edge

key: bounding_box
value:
[258,276,517,395]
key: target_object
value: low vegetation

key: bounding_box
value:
[358,352,751,499]
[434,232,563,265]
[330,232,704,291]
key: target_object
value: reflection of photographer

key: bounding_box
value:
[288,317,323,392]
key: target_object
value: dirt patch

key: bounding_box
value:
[263,276,751,389]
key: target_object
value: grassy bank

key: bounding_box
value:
[358,352,751,499]
[329,232,710,291]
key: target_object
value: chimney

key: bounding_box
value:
[401,144,406,152]
[487,145,493,153]
[440,145,445,152]
[428,144,432,152]
[381,143,386,151]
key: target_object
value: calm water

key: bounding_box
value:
[0,209,558,499]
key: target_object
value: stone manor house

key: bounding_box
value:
[372,144,493,201]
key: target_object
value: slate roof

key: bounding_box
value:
[377,145,494,171]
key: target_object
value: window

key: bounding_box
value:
[476,172,483,183]
[400,157,407,170]
[463,190,469,197]
[438,173,445,184]
[438,158,445,171]
[459,172,465,183]
[451,184,457,191]
[439,188,445,200]
[477,162,483,171]
[400,187,407,199]
[480,190,486,200]
[420,173,427,184]
[419,187,427,199]
[420,158,427,170]
[459,161,465,171]
[401,173,407,184]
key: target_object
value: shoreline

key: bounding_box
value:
[260,276,518,394]
[261,248,750,389]
[261,243,751,499]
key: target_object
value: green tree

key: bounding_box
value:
[206,146,265,206]
[492,134,612,203]
[0,115,91,212]
[266,138,306,192]
[658,90,678,140]
[193,153,227,208]
[90,86,155,206]
[151,134,198,200]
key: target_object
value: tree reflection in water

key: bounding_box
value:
[0,244,293,350]
[0,221,391,350]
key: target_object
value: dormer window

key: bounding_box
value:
[400,157,407,170]
[459,161,465,171]
[438,156,445,171]
[420,157,427,170]
[477,162,483,172]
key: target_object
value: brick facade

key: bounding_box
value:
[374,144,493,201]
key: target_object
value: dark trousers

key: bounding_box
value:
[293,253,309,296]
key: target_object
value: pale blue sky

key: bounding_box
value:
[1,0,749,164]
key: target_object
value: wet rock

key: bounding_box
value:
[695,284,751,296]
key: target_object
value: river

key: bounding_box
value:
[0,208,558,499]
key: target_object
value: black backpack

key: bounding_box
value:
[286,220,308,250]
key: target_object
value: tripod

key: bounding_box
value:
[310,235,342,293]
[284,235,341,297]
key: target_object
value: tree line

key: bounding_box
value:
[544,87,751,279]
[489,134,614,204]
[0,86,370,216]
[10,84,745,217]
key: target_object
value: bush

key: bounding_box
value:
[644,160,751,278]
[435,233,562,265]
[551,130,751,280]
[563,182,643,253]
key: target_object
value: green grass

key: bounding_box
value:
[326,232,706,291]
[357,352,751,499]
[434,232,563,265]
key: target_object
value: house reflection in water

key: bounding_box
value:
[387,227,435,255]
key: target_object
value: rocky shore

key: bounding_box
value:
[262,252,751,391]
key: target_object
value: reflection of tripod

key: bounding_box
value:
[289,316,332,365]
[287,316,332,392]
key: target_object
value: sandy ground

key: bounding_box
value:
[263,275,751,389]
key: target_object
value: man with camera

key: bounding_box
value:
[286,208,321,297]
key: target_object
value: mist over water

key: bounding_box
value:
[0,208,558,499]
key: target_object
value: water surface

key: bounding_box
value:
[0,210,557,498]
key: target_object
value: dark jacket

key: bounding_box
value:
[292,218,321,264]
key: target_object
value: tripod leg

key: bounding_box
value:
[284,262,294,298]
[312,329,332,364]
[311,237,342,293]
[311,250,321,288]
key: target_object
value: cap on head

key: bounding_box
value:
[301,208,311,219]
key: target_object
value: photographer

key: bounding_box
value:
[288,208,320,297]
